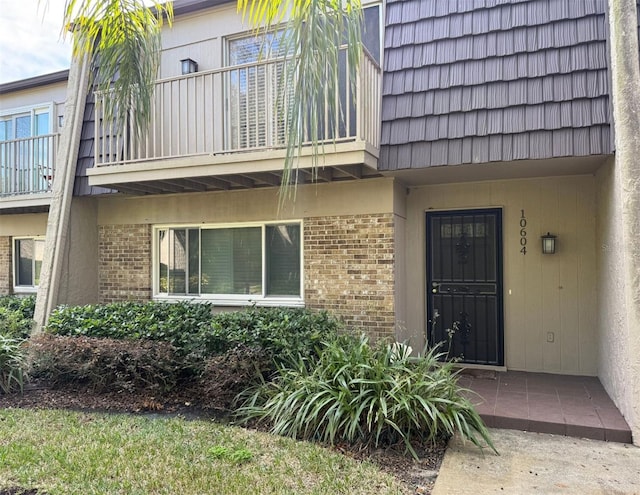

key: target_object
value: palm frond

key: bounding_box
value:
[60,0,173,141]
[238,0,363,206]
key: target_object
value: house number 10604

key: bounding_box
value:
[520,210,527,255]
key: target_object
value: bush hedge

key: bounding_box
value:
[46,302,340,367]
[197,344,273,411]
[201,307,340,359]
[0,295,36,339]
[28,334,179,393]
[46,301,213,355]
[43,302,341,400]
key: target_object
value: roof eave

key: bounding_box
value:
[0,69,70,95]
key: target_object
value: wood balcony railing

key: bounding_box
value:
[0,134,58,197]
[95,48,381,167]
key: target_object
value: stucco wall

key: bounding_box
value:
[402,174,598,375]
[0,213,48,237]
[159,0,379,79]
[97,178,397,226]
[56,198,100,307]
[596,157,639,443]
[605,0,640,446]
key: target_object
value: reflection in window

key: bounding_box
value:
[156,223,301,299]
[201,227,262,295]
[266,224,301,296]
[14,238,44,288]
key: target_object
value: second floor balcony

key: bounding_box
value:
[0,134,58,209]
[87,48,382,193]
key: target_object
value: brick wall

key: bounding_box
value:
[97,216,398,340]
[99,224,152,303]
[0,236,11,295]
[304,214,396,340]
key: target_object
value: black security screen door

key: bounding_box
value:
[426,209,504,366]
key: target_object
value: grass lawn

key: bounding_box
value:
[0,409,407,495]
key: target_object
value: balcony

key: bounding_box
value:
[87,49,382,194]
[0,134,58,210]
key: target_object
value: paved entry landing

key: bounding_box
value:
[458,370,632,443]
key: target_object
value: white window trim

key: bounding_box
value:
[12,236,45,293]
[0,103,55,138]
[152,220,304,307]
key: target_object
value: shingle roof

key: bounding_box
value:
[379,0,614,170]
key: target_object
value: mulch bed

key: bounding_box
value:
[1,383,448,494]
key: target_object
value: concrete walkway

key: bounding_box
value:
[432,429,640,495]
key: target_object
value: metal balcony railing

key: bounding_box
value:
[0,134,58,197]
[95,48,381,166]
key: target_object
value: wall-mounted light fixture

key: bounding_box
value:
[58,115,64,127]
[181,58,198,75]
[541,232,557,254]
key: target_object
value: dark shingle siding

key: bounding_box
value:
[74,91,114,196]
[380,0,613,170]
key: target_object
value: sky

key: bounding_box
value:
[0,0,72,84]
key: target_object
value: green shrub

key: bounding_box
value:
[0,295,36,319]
[45,302,341,392]
[0,295,35,339]
[198,307,341,360]
[28,334,180,393]
[47,302,340,363]
[46,301,213,355]
[237,335,496,458]
[0,334,27,394]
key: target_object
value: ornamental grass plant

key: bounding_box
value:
[0,333,27,394]
[237,335,496,459]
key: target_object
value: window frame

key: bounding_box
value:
[152,221,304,307]
[223,28,290,150]
[0,103,55,141]
[12,236,45,293]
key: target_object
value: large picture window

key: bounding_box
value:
[155,222,302,303]
[13,237,45,291]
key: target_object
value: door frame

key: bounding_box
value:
[425,207,505,366]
